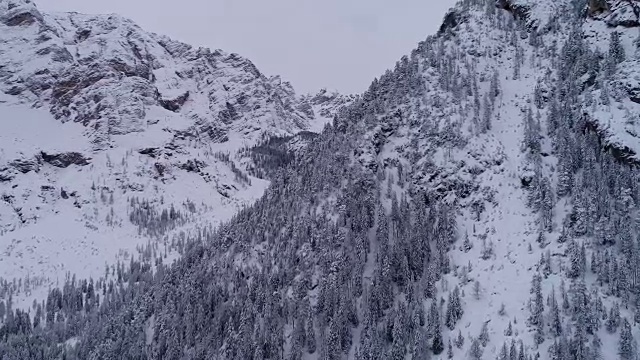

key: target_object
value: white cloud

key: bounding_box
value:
[35,0,456,94]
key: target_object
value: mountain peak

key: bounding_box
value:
[0,1,342,148]
[0,0,43,27]
[0,0,351,288]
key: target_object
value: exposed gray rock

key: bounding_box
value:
[0,167,15,182]
[4,85,23,95]
[584,116,640,167]
[138,147,162,158]
[9,158,40,173]
[589,0,640,27]
[40,151,91,168]
[178,159,206,173]
[1,2,351,152]
[35,45,73,63]
[439,9,468,35]
[154,162,166,177]
[74,28,91,43]
[159,91,190,112]
[616,59,640,104]
[630,89,640,104]
[0,1,43,27]
[608,0,640,27]
[296,100,314,118]
[588,0,610,15]
[496,0,534,27]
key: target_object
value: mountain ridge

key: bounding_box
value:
[0,0,353,147]
[0,0,353,300]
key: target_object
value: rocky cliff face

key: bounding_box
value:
[0,0,353,288]
[0,0,351,148]
[588,0,640,27]
[497,0,640,28]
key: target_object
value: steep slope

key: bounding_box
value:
[0,0,333,146]
[0,0,352,301]
[1,0,640,359]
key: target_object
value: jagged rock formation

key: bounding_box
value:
[39,151,91,168]
[588,0,611,15]
[0,0,353,290]
[496,0,535,27]
[590,0,640,27]
[0,0,352,147]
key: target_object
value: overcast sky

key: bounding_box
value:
[36,0,456,94]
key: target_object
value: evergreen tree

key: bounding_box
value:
[455,330,465,349]
[445,286,464,330]
[479,321,490,347]
[482,93,492,132]
[606,302,621,333]
[591,333,602,360]
[490,70,500,99]
[306,316,316,354]
[481,237,494,260]
[463,231,473,253]
[609,31,626,65]
[413,328,431,360]
[428,300,440,338]
[473,280,482,300]
[530,273,545,344]
[505,321,513,337]
[469,337,483,360]
[498,342,509,360]
[618,318,635,360]
[509,340,518,360]
[549,286,562,337]
[432,325,444,355]
[567,239,586,278]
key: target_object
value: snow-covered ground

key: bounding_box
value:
[356,1,640,357]
[0,0,352,309]
[0,98,271,308]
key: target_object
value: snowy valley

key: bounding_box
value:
[0,0,640,359]
[0,0,351,305]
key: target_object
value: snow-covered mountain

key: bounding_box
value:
[0,0,352,298]
[1,0,640,359]
[0,0,350,145]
